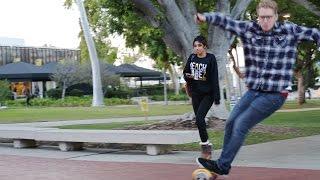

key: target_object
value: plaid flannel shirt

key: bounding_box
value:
[204,12,320,92]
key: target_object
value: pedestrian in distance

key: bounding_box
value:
[22,85,32,106]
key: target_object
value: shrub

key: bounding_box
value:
[67,89,84,97]
[169,94,189,101]
[46,89,62,99]
[104,98,132,105]
[0,80,12,105]
[105,89,133,99]
[67,83,92,95]
[140,85,164,95]
[150,94,189,101]
[5,96,132,107]
[150,95,164,101]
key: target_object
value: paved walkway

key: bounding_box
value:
[1,108,320,179]
[2,115,181,127]
[0,135,319,179]
[1,155,319,180]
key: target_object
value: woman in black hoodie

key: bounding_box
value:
[183,35,220,159]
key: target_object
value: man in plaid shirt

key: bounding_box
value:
[195,0,320,175]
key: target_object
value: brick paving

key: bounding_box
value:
[1,155,319,180]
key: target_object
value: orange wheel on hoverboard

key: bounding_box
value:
[192,168,218,180]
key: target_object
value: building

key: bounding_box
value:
[0,46,80,66]
[0,45,80,98]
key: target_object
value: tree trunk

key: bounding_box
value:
[76,0,104,107]
[166,63,180,95]
[296,70,306,105]
[130,0,253,120]
[172,65,180,95]
[62,81,66,99]
[206,32,232,119]
[163,68,168,105]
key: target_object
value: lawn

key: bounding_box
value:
[181,110,320,151]
[1,99,319,124]
[59,120,151,130]
[58,110,320,151]
[0,105,192,124]
[184,110,320,151]
[281,99,320,109]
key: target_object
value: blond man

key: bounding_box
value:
[195,0,320,175]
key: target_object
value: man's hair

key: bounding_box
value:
[256,0,278,15]
[193,35,207,47]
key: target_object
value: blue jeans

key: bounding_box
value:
[217,90,286,173]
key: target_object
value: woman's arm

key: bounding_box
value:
[211,55,220,104]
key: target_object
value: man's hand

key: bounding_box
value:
[194,13,206,24]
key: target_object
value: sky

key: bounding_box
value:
[0,0,81,49]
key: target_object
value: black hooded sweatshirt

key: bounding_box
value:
[183,53,220,102]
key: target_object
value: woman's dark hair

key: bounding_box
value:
[193,35,208,47]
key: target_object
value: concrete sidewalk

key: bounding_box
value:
[1,108,320,179]
[1,155,319,180]
[0,115,181,127]
[0,135,319,179]
[0,135,319,170]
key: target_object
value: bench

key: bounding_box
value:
[0,127,200,155]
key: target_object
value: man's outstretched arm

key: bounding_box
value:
[292,23,320,49]
[195,12,250,37]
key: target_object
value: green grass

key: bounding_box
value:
[226,99,320,111]
[1,99,320,124]
[58,110,320,151]
[59,121,151,130]
[262,110,320,127]
[0,104,192,124]
[281,99,320,109]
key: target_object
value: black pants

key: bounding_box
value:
[26,96,32,106]
[192,93,214,142]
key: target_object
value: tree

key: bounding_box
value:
[81,61,121,94]
[123,54,140,64]
[0,80,11,106]
[65,0,254,119]
[75,0,104,106]
[79,32,118,64]
[136,28,182,95]
[51,60,83,99]
[294,42,320,104]
[280,1,320,104]
[291,0,320,16]
[66,0,320,117]
[74,1,183,95]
